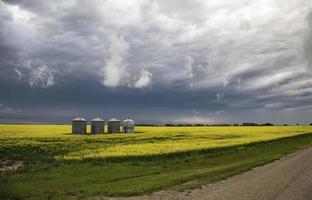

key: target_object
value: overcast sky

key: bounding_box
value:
[0,0,311,124]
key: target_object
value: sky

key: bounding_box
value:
[0,0,312,124]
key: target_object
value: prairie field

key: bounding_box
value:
[1,125,312,199]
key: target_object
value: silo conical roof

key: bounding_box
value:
[123,118,134,122]
[123,118,135,126]
[72,117,87,121]
[91,117,104,122]
[109,118,120,122]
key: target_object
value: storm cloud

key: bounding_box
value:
[0,0,311,124]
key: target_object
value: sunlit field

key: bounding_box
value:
[1,125,312,199]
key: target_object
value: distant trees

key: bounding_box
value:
[194,124,205,126]
[242,123,258,126]
[165,123,231,127]
[241,123,274,126]
[136,122,282,127]
[120,123,312,127]
[136,124,157,126]
[261,123,274,126]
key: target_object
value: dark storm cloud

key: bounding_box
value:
[0,0,311,124]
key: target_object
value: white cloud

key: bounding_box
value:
[16,58,57,88]
[134,68,153,88]
[28,64,56,88]
[102,34,129,87]
[6,3,36,22]
[14,68,24,80]
[244,70,304,91]
[215,110,225,115]
[0,103,22,114]
[184,55,195,80]
[172,114,227,124]
[264,102,284,109]
[173,116,216,124]
[216,92,224,101]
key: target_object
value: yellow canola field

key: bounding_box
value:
[0,124,312,160]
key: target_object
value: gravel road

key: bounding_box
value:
[110,146,312,200]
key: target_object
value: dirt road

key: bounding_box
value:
[110,146,312,200]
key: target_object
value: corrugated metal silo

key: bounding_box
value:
[122,118,135,133]
[72,117,87,134]
[108,118,121,133]
[91,117,105,134]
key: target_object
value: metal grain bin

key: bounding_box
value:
[72,117,87,135]
[91,117,105,134]
[108,118,121,133]
[122,118,135,133]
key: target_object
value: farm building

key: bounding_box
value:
[122,118,135,133]
[72,117,87,134]
[91,117,105,134]
[108,118,121,133]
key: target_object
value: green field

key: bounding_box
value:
[1,125,312,199]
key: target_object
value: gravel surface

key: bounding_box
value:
[110,146,312,200]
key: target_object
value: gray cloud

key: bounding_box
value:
[0,0,311,124]
[305,11,312,72]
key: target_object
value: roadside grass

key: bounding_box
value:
[0,125,312,199]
